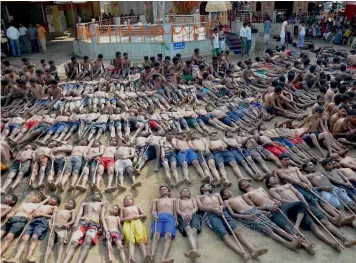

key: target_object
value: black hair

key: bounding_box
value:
[294,61,300,67]
[29,78,37,83]
[51,195,61,205]
[330,80,338,89]
[157,53,162,58]
[116,51,121,56]
[272,80,279,87]
[144,65,151,70]
[179,188,191,199]
[278,76,286,83]
[338,85,347,94]
[194,48,199,53]
[49,60,55,65]
[123,52,128,56]
[309,65,316,73]
[51,79,58,85]
[84,56,89,59]
[40,59,46,63]
[67,199,76,208]
[6,193,18,205]
[3,61,10,66]
[144,56,149,60]
[243,22,247,26]
[165,56,170,61]
[278,153,290,160]
[341,94,350,103]
[334,94,343,105]
[1,79,9,86]
[172,57,179,63]
[349,109,356,116]
[71,56,76,61]
[214,27,218,31]
[265,176,272,188]
[159,185,171,197]
[320,158,332,166]
[340,64,346,71]
[316,59,322,65]
[199,64,205,70]
[98,54,103,58]
[303,58,310,66]
[339,104,349,111]
[346,91,355,98]
[220,187,229,200]
[315,105,324,113]
[319,86,327,94]
[285,63,291,69]
[333,57,339,63]
[153,62,160,67]
[287,74,294,81]
[255,57,260,62]
[274,86,282,93]
[186,60,192,64]
[238,179,250,192]
[176,53,181,58]
[200,183,211,194]
[202,72,209,79]
[150,56,155,61]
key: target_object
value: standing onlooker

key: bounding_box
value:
[263,17,271,44]
[28,24,39,53]
[37,23,47,53]
[280,18,289,47]
[211,27,220,56]
[18,23,30,53]
[6,23,21,57]
[297,22,306,48]
[245,23,252,56]
[1,29,9,56]
[239,22,247,56]
[218,25,226,52]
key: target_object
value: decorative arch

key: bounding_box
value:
[256,1,262,12]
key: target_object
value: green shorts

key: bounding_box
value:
[240,39,246,49]
[178,214,202,236]
[212,48,220,56]
[183,74,193,81]
[186,117,196,128]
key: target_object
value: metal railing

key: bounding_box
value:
[165,15,209,24]
[77,21,209,43]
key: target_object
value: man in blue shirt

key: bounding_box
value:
[264,17,272,44]
[27,24,39,53]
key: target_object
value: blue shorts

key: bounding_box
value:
[146,145,157,161]
[197,152,214,164]
[123,119,138,129]
[335,184,356,199]
[251,100,263,109]
[203,88,209,94]
[35,99,48,105]
[69,121,80,130]
[205,210,238,240]
[49,122,67,133]
[82,97,90,106]
[197,115,211,124]
[158,88,165,95]
[24,216,48,240]
[91,123,107,132]
[177,149,198,165]
[110,98,117,104]
[7,123,21,130]
[179,118,189,129]
[272,138,295,148]
[151,213,176,238]
[164,151,177,163]
[213,150,236,165]
[265,106,276,115]
[220,117,233,126]
[226,111,240,121]
[231,148,250,164]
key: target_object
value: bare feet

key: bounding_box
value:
[68,185,75,191]
[76,184,87,192]
[48,181,56,190]
[332,242,343,252]
[183,250,201,258]
[242,253,251,262]
[341,215,355,226]
[344,239,356,247]
[251,248,268,259]
[201,175,210,183]
[184,178,192,185]
[223,179,232,187]
[175,180,185,187]
[104,186,116,193]
[165,177,174,188]
[160,258,174,263]
[26,255,36,263]
[131,182,142,189]
[57,183,64,192]
[117,183,126,191]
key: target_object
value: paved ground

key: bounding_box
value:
[3,34,356,263]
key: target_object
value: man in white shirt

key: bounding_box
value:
[211,27,220,56]
[18,23,30,53]
[280,19,289,47]
[6,24,21,57]
[239,22,247,56]
[245,23,252,56]
[297,22,306,48]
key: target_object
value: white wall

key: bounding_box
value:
[117,1,173,16]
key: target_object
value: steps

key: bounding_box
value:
[225,31,241,54]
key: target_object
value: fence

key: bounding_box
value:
[77,22,209,44]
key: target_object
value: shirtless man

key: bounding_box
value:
[9,195,60,263]
[1,191,50,257]
[332,110,356,147]
[121,195,148,262]
[0,194,18,220]
[65,57,79,80]
[223,131,265,181]
[149,186,177,263]
[25,65,36,82]
[176,188,202,259]
[267,175,356,250]
[305,169,356,220]
[62,186,107,263]
[133,133,160,172]
[221,187,305,251]
[209,133,250,181]
[114,142,141,190]
[189,131,228,186]
[30,145,54,189]
[87,114,108,141]
[95,141,117,193]
[29,78,44,100]
[102,205,126,263]
[321,158,356,202]
[172,133,209,184]
[44,199,76,263]
[37,115,69,145]
[121,52,131,76]
[78,56,92,79]
[58,139,88,191]
[1,116,26,139]
[196,183,267,261]
[46,79,62,112]
[1,145,34,194]
[92,54,105,78]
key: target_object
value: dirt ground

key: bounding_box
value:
[3,38,356,263]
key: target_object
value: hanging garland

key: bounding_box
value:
[173,1,200,14]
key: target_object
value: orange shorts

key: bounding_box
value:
[265,143,287,157]
[289,135,304,145]
[99,157,114,170]
[24,120,40,130]
[149,120,159,130]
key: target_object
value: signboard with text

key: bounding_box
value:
[173,42,185,50]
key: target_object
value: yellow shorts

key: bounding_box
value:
[1,163,9,172]
[123,220,147,245]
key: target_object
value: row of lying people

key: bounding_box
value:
[1,154,356,263]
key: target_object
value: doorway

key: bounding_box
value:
[274,1,294,17]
